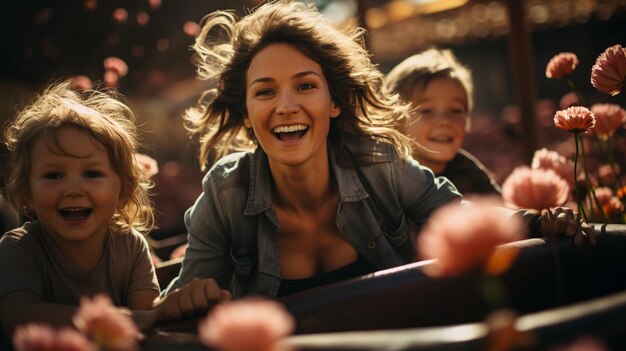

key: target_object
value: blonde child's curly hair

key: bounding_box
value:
[3,81,154,234]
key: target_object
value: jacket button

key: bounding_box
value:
[367,241,375,249]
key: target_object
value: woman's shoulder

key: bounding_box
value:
[201,150,255,186]
[339,134,401,164]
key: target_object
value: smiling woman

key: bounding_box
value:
[167,0,463,299]
[166,0,593,301]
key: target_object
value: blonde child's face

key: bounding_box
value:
[244,43,341,170]
[408,77,468,174]
[26,126,124,247]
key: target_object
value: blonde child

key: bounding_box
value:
[384,48,501,196]
[0,81,229,342]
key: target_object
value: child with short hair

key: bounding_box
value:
[0,81,229,342]
[384,48,501,196]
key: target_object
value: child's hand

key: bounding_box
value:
[156,278,231,322]
[539,207,597,247]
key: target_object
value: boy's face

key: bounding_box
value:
[408,77,468,174]
[25,126,124,247]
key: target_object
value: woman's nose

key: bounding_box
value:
[276,92,300,115]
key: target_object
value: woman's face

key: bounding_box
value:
[244,43,341,170]
[407,77,468,174]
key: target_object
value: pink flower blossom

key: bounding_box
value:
[597,164,621,185]
[590,103,626,139]
[546,52,579,79]
[103,56,128,77]
[591,44,626,96]
[199,299,295,351]
[502,166,570,211]
[103,70,119,88]
[148,0,161,10]
[73,295,140,351]
[559,92,580,109]
[590,187,624,218]
[183,21,200,36]
[134,153,159,179]
[70,75,93,91]
[554,106,596,133]
[112,8,128,24]
[13,324,96,351]
[531,148,577,188]
[417,197,524,277]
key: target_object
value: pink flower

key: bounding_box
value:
[183,21,200,36]
[199,299,295,351]
[70,75,93,91]
[597,164,621,185]
[590,187,624,218]
[554,106,596,133]
[417,197,524,277]
[112,8,128,24]
[13,324,96,351]
[103,56,128,77]
[591,44,626,96]
[502,166,570,211]
[590,103,626,139]
[546,52,579,79]
[531,148,577,188]
[559,92,580,109]
[73,295,140,351]
[134,153,159,179]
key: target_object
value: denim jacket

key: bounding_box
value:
[168,137,462,298]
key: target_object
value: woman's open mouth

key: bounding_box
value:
[272,124,309,142]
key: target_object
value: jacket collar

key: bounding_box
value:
[243,142,369,216]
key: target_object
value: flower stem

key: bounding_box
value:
[573,132,588,222]
[579,134,609,222]
[566,77,586,106]
[604,138,626,207]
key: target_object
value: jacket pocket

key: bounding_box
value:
[381,213,408,246]
[229,250,254,297]
[381,214,414,262]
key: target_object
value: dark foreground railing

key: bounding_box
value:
[144,224,626,350]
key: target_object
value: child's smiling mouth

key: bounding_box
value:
[59,207,92,220]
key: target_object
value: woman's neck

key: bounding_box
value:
[269,154,335,212]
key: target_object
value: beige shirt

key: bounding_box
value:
[0,221,159,307]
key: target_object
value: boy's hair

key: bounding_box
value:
[384,48,474,112]
[184,0,413,169]
[3,81,154,234]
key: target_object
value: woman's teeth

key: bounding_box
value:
[272,124,308,133]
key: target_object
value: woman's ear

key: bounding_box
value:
[243,116,252,128]
[330,103,341,119]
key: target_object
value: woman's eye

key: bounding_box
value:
[254,89,274,97]
[297,83,316,91]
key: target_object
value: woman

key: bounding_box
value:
[167,0,592,299]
